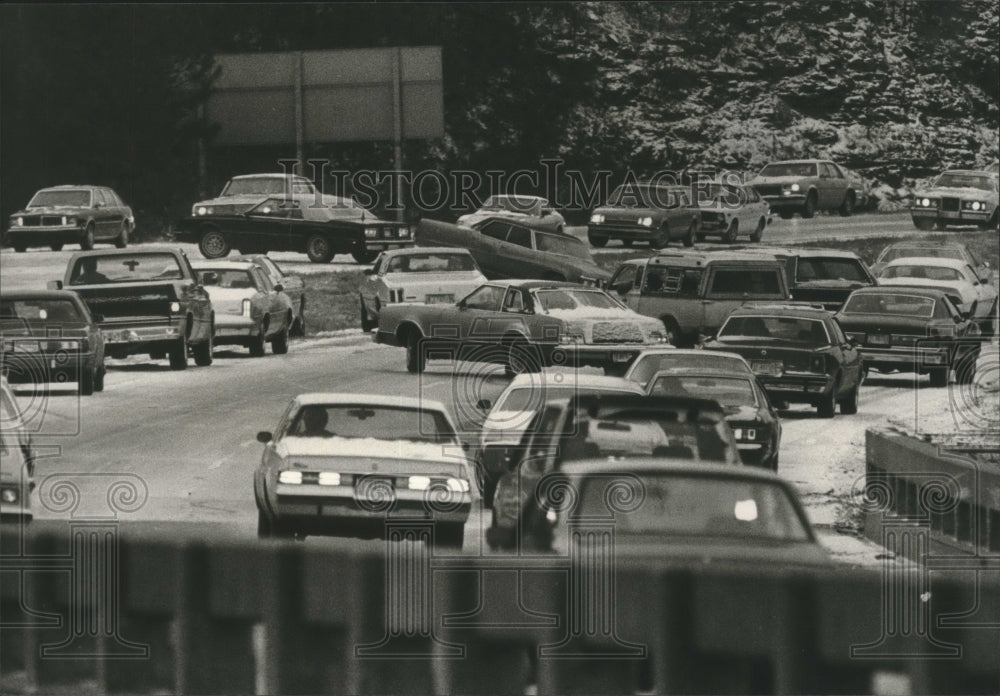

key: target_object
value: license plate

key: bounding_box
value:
[868,334,890,345]
[425,294,454,304]
[355,476,394,501]
[751,360,783,376]
[612,352,632,363]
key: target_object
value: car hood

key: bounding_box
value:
[751,175,812,185]
[915,187,998,201]
[14,205,89,215]
[587,536,833,567]
[877,278,971,301]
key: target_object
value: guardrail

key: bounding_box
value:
[1,521,998,695]
[865,429,1000,558]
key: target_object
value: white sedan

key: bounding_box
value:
[457,194,566,233]
[877,257,997,335]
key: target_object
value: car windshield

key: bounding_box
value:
[934,173,995,191]
[574,473,810,541]
[197,269,257,289]
[69,253,184,284]
[385,253,477,273]
[627,353,749,386]
[649,375,756,408]
[719,316,830,345]
[28,190,91,207]
[842,293,936,318]
[607,184,680,209]
[0,299,83,323]
[880,246,965,264]
[796,258,869,283]
[483,196,541,214]
[759,163,817,177]
[285,405,456,444]
[533,289,621,313]
[881,265,963,282]
[534,233,590,259]
[221,178,315,196]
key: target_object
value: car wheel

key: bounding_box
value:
[588,234,608,248]
[723,219,738,243]
[682,221,696,247]
[433,523,465,551]
[650,224,670,250]
[661,317,683,347]
[838,382,859,415]
[505,339,539,377]
[929,367,949,387]
[750,218,765,242]
[12,245,26,253]
[817,377,837,418]
[249,326,266,357]
[193,327,213,366]
[955,349,979,385]
[913,217,936,231]
[352,250,378,264]
[94,364,105,392]
[80,223,95,251]
[198,228,230,258]
[622,239,633,248]
[778,210,794,220]
[801,192,817,219]
[271,322,290,355]
[305,234,334,263]
[168,335,188,370]
[477,461,497,509]
[257,510,275,538]
[50,243,64,252]
[555,225,565,235]
[838,192,855,217]
[291,299,306,337]
[405,330,426,373]
[115,221,129,248]
[80,367,95,396]
[359,297,376,332]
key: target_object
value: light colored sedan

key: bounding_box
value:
[230,254,306,336]
[622,348,753,387]
[359,247,487,331]
[458,194,565,233]
[193,261,294,356]
[694,182,771,243]
[877,257,998,335]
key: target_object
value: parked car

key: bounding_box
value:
[49,247,213,370]
[5,185,134,252]
[192,261,293,357]
[457,194,566,233]
[359,248,487,332]
[870,241,993,284]
[587,181,700,248]
[702,304,864,417]
[189,173,318,217]
[606,252,791,347]
[750,159,866,219]
[487,394,741,550]
[416,217,608,285]
[835,286,982,387]
[230,254,306,336]
[738,247,877,311]
[1,376,35,524]
[373,280,669,376]
[910,169,999,231]
[622,347,753,385]
[475,372,645,507]
[0,291,106,395]
[694,181,770,243]
[876,257,997,335]
[175,195,414,264]
[645,369,780,470]
[535,461,830,566]
[254,393,472,546]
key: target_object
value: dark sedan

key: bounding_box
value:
[5,185,134,252]
[587,181,700,248]
[645,369,781,470]
[0,290,106,395]
[702,304,863,417]
[835,286,982,387]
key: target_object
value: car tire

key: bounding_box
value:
[80,224,95,251]
[588,234,608,248]
[405,331,426,373]
[291,299,306,337]
[13,245,26,253]
[305,234,334,263]
[359,297,376,332]
[168,335,188,370]
[479,469,497,509]
[271,322,290,355]
[94,364,105,392]
[257,510,275,538]
[955,349,979,385]
[723,219,738,243]
[352,250,378,264]
[935,220,948,231]
[682,221,696,247]
[115,221,129,248]
[50,243,64,252]
[249,327,266,357]
[661,317,683,347]
[817,379,837,418]
[695,232,706,242]
[779,210,794,220]
[193,327,213,367]
[198,227,230,258]
[650,224,670,250]
[801,192,817,219]
[838,382,859,415]
[929,367,949,387]
[433,523,465,551]
[913,217,936,231]
[622,239,633,248]
[80,367,95,396]
[838,192,855,217]
[750,218,765,242]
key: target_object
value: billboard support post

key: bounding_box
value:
[392,48,404,222]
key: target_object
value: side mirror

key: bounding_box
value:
[363,268,375,276]
[256,431,272,443]
[47,280,64,290]
[274,283,284,293]
[476,398,492,411]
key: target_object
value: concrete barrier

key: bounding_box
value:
[1,521,998,694]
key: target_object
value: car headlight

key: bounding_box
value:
[242,299,252,317]
[317,472,341,486]
[13,217,23,227]
[278,470,303,485]
[648,330,668,344]
[169,302,181,313]
[790,183,800,192]
[446,478,470,493]
[732,428,757,441]
[196,206,207,216]
[590,214,605,224]
[963,200,986,211]
[364,227,379,238]
[400,226,412,237]
[1,487,19,504]
[638,216,653,226]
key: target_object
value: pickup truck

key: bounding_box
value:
[606,252,791,347]
[49,247,214,370]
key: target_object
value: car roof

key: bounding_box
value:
[634,347,744,361]
[560,458,783,482]
[883,240,967,250]
[649,367,755,380]
[1,289,85,301]
[35,185,99,191]
[293,393,449,413]
[939,169,994,176]
[486,194,546,201]
[644,251,784,267]
[487,279,584,290]
[505,373,645,391]
[381,247,472,257]
[230,173,312,181]
[846,286,953,300]
[572,393,725,415]
[739,246,862,260]
[884,257,967,269]
[66,246,183,260]
[728,304,831,318]
[761,159,829,165]
[192,260,254,271]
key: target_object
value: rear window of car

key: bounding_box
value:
[197,269,256,289]
[759,163,817,178]
[719,316,830,345]
[881,265,963,282]
[842,293,938,319]
[648,375,756,408]
[385,253,477,273]
[880,246,965,264]
[284,404,456,444]
[0,299,83,323]
[706,269,783,298]
[796,258,869,283]
[573,473,810,541]
[69,253,184,284]
[627,353,749,386]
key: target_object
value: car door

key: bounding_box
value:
[360,254,386,309]
[819,163,846,208]
[454,284,506,345]
[965,264,996,314]
[489,287,533,339]
[242,198,292,251]
[103,189,127,235]
[91,189,113,238]
[497,224,541,277]
[473,221,513,278]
